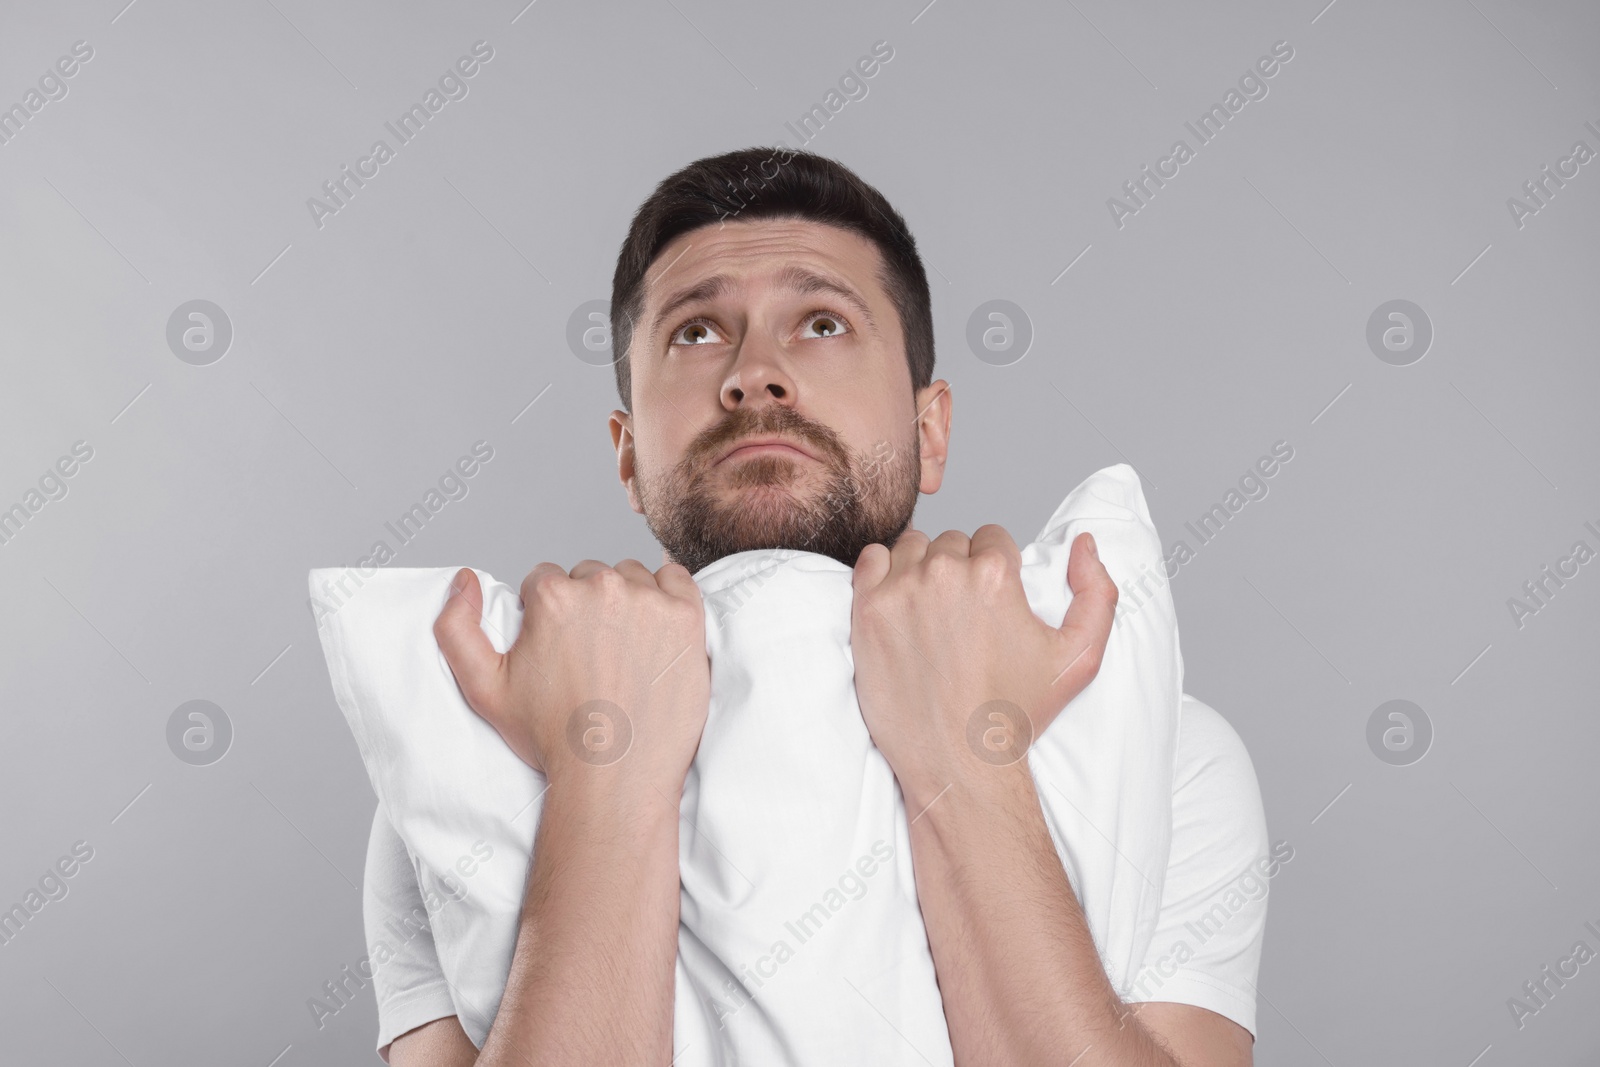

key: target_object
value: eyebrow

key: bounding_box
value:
[648,265,879,338]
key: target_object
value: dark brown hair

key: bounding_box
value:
[609,146,934,411]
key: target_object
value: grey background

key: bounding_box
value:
[1,0,1596,1063]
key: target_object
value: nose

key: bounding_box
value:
[720,332,797,414]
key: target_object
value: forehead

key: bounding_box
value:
[641,218,888,328]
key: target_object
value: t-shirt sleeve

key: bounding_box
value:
[1121,693,1281,1038]
[363,802,459,1062]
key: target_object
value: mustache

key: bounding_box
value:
[684,406,848,470]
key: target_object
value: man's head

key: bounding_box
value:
[607,147,952,576]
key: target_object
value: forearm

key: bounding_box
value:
[901,766,1179,1067]
[477,774,682,1066]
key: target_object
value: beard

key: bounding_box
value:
[635,404,921,577]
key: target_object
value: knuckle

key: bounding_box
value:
[522,566,560,598]
[590,567,627,594]
[673,598,705,635]
[971,549,1012,586]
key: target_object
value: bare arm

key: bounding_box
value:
[393,560,708,1065]
[852,527,1251,1065]
[477,773,682,1065]
[898,761,1250,1065]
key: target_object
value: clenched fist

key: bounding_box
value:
[850,526,1118,810]
[433,559,712,796]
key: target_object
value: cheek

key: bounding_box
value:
[634,410,703,479]
[824,406,902,468]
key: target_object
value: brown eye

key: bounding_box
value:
[671,319,722,346]
[804,312,849,338]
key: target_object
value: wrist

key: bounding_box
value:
[893,751,1036,824]
[543,764,682,835]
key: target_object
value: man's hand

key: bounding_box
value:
[427,559,710,1066]
[850,529,1245,1065]
[433,559,711,794]
[849,525,1117,807]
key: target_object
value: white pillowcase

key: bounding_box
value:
[312,463,1182,1064]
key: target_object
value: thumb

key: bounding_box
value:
[433,568,503,719]
[1051,532,1118,692]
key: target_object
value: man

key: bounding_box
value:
[363,147,1270,1065]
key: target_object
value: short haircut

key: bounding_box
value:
[609,146,934,412]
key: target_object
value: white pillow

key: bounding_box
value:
[311,463,1182,1063]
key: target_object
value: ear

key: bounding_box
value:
[912,379,952,495]
[609,409,644,514]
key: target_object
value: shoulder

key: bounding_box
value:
[363,804,460,1062]
[1124,694,1286,1040]
[1172,694,1266,836]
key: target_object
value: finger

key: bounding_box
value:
[925,528,972,560]
[851,542,892,593]
[434,569,505,718]
[613,558,658,589]
[518,561,570,606]
[969,523,1022,571]
[652,560,703,603]
[569,558,611,580]
[1067,532,1117,607]
[1052,533,1118,691]
[887,527,929,574]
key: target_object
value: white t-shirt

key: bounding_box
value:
[360,693,1272,1061]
